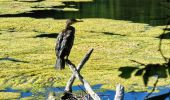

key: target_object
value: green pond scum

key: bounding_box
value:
[0,0,170,99]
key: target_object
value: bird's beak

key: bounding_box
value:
[76,19,83,22]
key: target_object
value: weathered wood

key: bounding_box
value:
[64,48,94,92]
[66,59,101,100]
[47,92,56,100]
[114,84,124,100]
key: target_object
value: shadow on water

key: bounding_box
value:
[119,60,170,86]
[103,32,126,36]
[1,84,170,100]
[85,30,126,36]
[0,28,16,33]
[34,33,59,38]
[0,57,29,63]
[0,0,170,26]
[118,66,139,79]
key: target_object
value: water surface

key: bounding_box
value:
[1,0,169,26]
[1,84,170,100]
[59,0,170,26]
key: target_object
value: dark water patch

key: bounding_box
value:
[17,0,45,2]
[157,32,170,39]
[34,33,58,38]
[1,0,169,26]
[63,1,77,8]
[0,57,29,63]
[0,9,64,19]
[163,28,170,31]
[31,5,65,9]
[61,0,170,26]
[103,32,126,36]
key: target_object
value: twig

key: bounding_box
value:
[130,59,146,66]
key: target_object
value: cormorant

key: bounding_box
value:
[55,19,83,70]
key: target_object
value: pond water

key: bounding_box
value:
[1,0,169,26]
[1,84,170,100]
[57,0,170,26]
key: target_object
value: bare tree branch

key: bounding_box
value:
[114,84,124,100]
[66,59,101,100]
[64,48,94,92]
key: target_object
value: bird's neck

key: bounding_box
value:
[65,24,71,29]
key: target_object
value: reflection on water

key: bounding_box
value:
[1,84,170,100]
[58,0,170,26]
[1,0,169,26]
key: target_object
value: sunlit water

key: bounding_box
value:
[1,84,170,100]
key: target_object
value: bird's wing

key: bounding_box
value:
[55,32,64,56]
[58,31,72,57]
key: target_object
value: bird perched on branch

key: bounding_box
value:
[55,19,83,70]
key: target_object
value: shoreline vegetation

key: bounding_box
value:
[0,0,170,99]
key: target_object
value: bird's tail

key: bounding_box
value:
[55,57,65,70]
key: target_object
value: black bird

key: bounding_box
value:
[55,19,83,70]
